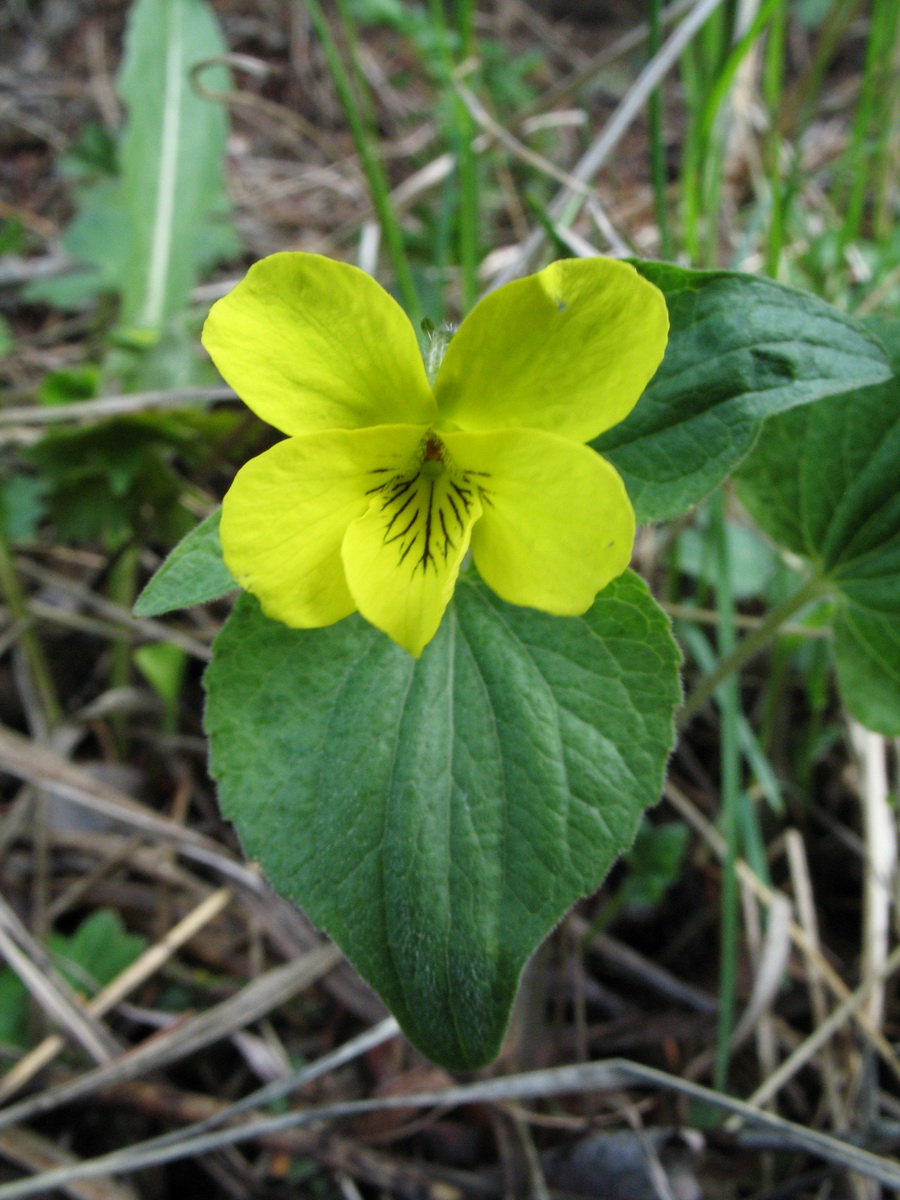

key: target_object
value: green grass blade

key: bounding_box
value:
[649,0,673,259]
[426,0,479,311]
[710,490,740,1092]
[838,0,900,248]
[305,0,422,326]
[762,0,788,276]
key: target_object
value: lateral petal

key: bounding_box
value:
[221,425,428,629]
[443,428,634,614]
[342,447,483,656]
[433,258,668,443]
[203,253,436,436]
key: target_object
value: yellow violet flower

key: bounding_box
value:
[203,253,668,657]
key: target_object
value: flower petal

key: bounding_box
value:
[433,258,668,443]
[203,252,436,436]
[443,428,634,613]
[221,425,428,629]
[342,449,483,656]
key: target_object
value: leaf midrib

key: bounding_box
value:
[139,0,184,330]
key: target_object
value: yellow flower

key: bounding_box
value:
[203,253,668,656]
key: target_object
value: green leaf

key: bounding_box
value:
[832,609,900,734]
[0,474,50,542]
[26,417,195,547]
[0,910,146,1050]
[676,515,778,601]
[25,178,130,310]
[205,571,681,1068]
[735,376,900,734]
[25,181,237,313]
[135,508,234,617]
[595,264,892,523]
[618,820,690,911]
[51,910,147,992]
[0,314,13,358]
[118,0,232,332]
[135,641,188,732]
[863,315,900,370]
[40,365,101,406]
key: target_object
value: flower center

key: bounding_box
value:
[420,434,447,479]
[365,432,489,574]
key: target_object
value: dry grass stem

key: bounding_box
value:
[490,0,732,287]
[784,828,847,1129]
[665,781,900,1085]
[0,895,119,1065]
[0,387,236,429]
[0,887,233,1103]
[0,945,342,1136]
[734,941,900,1117]
[3,1057,900,1198]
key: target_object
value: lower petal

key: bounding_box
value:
[342,454,483,656]
[221,425,427,629]
[442,429,634,614]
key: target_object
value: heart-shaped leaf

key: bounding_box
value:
[735,372,900,734]
[596,264,892,523]
[204,571,681,1068]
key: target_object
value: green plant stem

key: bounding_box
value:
[780,0,860,135]
[678,573,825,728]
[454,0,475,55]
[700,0,727,83]
[710,492,739,1092]
[678,43,702,261]
[432,173,455,322]
[306,0,422,326]
[677,0,729,260]
[649,0,672,259]
[679,624,784,819]
[578,890,626,946]
[697,0,785,151]
[762,0,787,276]
[695,0,784,265]
[427,0,478,311]
[871,0,900,239]
[456,116,479,313]
[108,542,140,738]
[0,530,62,728]
[838,0,898,249]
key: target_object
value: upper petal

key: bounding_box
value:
[341,444,483,656]
[221,424,428,630]
[433,258,668,443]
[203,252,436,436]
[443,428,634,614]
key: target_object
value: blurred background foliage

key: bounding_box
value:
[0,0,899,1195]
